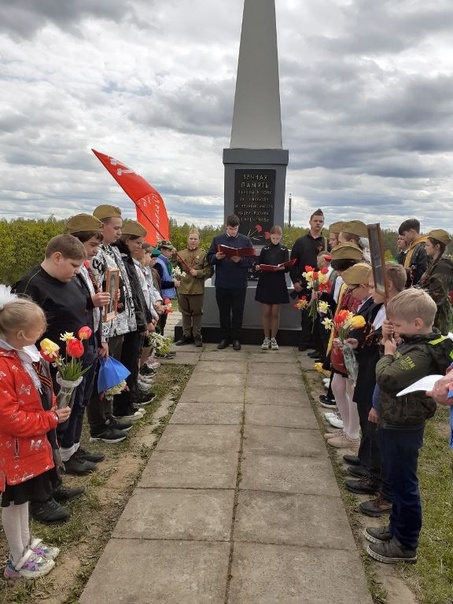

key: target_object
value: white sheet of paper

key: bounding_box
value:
[397,375,444,397]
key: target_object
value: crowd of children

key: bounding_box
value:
[1,210,452,580]
[294,218,453,565]
[0,207,175,578]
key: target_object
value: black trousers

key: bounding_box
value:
[113,331,144,416]
[215,287,247,341]
[87,335,123,435]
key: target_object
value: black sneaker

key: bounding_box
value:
[140,365,157,377]
[366,537,417,564]
[90,428,128,443]
[30,499,70,524]
[63,456,96,476]
[175,336,193,346]
[364,526,392,544]
[106,416,133,432]
[319,395,337,409]
[53,485,85,502]
[136,392,156,406]
[76,448,105,463]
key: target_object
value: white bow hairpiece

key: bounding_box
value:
[0,285,18,311]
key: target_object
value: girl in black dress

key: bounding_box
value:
[255,226,290,350]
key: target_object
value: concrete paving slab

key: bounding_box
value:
[249,361,302,376]
[240,454,338,495]
[244,404,318,429]
[171,402,243,425]
[228,542,373,604]
[200,350,248,362]
[187,372,245,387]
[80,539,230,604]
[247,373,303,390]
[243,425,327,458]
[244,386,305,406]
[248,351,295,363]
[234,491,355,549]
[114,488,235,541]
[140,451,239,489]
[157,424,241,453]
[194,360,246,374]
[179,384,244,404]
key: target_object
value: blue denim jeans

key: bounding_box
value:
[379,425,424,549]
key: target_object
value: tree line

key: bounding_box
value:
[1,216,450,285]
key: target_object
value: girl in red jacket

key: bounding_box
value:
[0,287,71,579]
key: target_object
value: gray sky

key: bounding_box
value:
[1,0,452,231]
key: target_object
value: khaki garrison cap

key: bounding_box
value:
[121,219,147,237]
[342,262,372,286]
[66,214,102,234]
[341,220,368,239]
[329,221,345,234]
[93,205,122,220]
[427,229,452,246]
[330,242,364,261]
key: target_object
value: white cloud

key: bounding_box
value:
[0,0,452,232]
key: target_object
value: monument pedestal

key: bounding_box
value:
[174,279,301,346]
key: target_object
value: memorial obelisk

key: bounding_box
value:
[177,0,298,345]
[223,0,289,239]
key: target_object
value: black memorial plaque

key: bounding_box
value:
[233,169,275,244]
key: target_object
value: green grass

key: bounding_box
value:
[403,407,453,604]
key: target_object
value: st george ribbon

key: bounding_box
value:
[92,149,170,245]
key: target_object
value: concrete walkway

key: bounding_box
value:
[80,343,373,604]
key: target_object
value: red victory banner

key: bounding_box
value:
[92,149,170,245]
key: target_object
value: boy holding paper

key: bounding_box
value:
[365,289,453,564]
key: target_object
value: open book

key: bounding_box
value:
[397,375,444,397]
[259,258,297,272]
[217,244,256,258]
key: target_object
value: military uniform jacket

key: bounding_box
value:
[177,248,213,296]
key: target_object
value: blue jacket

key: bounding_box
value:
[207,232,255,289]
[155,256,176,299]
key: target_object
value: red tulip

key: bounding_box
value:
[255,224,263,233]
[78,326,92,341]
[66,338,84,358]
[320,267,329,274]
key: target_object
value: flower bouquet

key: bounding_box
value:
[327,311,366,382]
[40,326,92,408]
[301,266,332,327]
[172,266,186,279]
[148,332,173,356]
[293,296,309,311]
[97,356,131,401]
[163,297,173,315]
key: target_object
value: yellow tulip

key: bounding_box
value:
[349,315,366,329]
[40,338,60,359]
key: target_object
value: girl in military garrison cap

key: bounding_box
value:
[419,229,453,335]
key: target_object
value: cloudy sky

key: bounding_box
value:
[1,0,453,231]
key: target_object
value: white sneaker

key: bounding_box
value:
[261,337,271,350]
[327,415,344,429]
[270,337,279,350]
[323,378,330,386]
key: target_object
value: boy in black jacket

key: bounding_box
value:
[364,289,453,563]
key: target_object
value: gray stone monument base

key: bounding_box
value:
[174,281,302,346]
